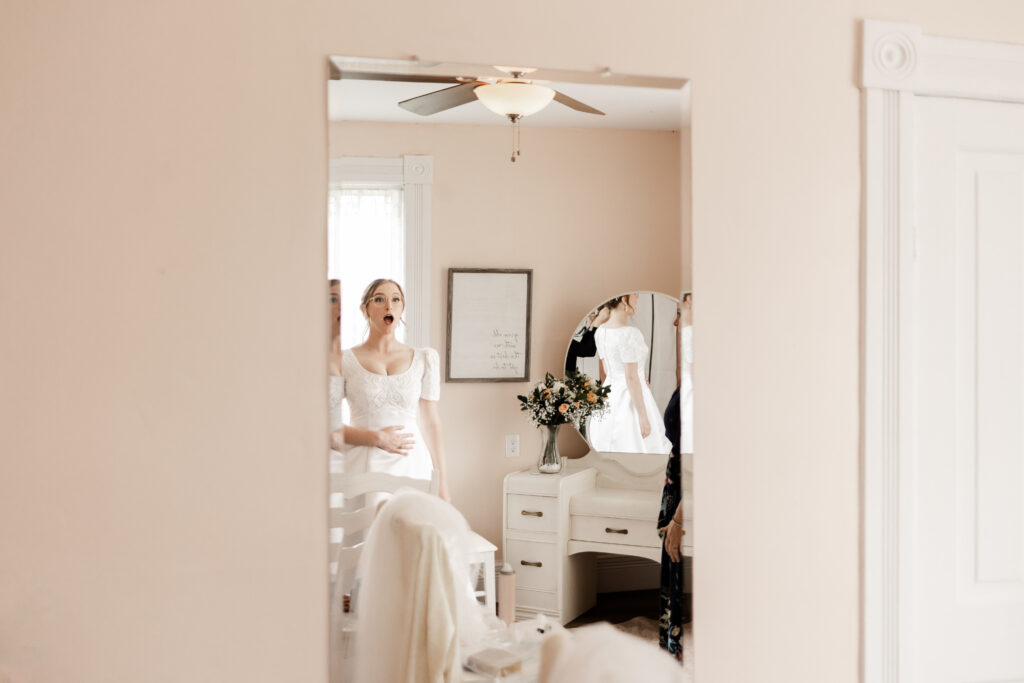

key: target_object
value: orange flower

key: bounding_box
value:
[587,392,597,403]
[542,389,552,399]
[558,403,569,414]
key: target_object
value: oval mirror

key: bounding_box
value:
[565,290,686,455]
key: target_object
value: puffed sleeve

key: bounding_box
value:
[421,347,441,401]
[682,326,694,365]
[619,327,648,364]
[338,351,349,397]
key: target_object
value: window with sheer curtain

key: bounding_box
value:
[328,185,405,349]
[328,155,433,350]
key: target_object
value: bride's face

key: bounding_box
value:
[330,283,341,338]
[363,282,404,335]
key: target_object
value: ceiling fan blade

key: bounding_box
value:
[553,90,605,115]
[337,69,462,85]
[398,82,482,116]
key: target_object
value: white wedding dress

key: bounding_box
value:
[587,326,672,454]
[329,372,346,497]
[338,347,440,481]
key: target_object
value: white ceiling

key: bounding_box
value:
[328,75,690,131]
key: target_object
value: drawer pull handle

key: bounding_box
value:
[605,527,629,535]
[521,510,544,517]
[520,560,543,568]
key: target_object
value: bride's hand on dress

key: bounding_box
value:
[640,415,652,439]
[375,425,414,455]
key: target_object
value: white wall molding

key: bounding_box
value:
[402,155,433,350]
[329,155,433,348]
[862,20,1024,102]
[860,19,1024,683]
[862,22,922,91]
[861,85,915,683]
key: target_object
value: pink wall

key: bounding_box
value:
[0,3,330,681]
[3,2,1024,682]
[330,121,684,544]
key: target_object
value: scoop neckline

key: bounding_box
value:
[348,348,417,377]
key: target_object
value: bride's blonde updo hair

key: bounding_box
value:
[359,278,406,314]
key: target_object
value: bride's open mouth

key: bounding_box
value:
[383,314,394,325]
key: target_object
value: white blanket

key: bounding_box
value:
[352,490,484,683]
[540,622,681,683]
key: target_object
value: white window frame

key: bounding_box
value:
[328,155,433,348]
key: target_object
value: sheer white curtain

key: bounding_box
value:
[328,185,405,350]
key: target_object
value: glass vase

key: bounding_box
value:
[538,424,562,474]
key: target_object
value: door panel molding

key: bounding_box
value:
[861,19,1024,683]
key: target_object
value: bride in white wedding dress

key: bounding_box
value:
[329,279,345,471]
[587,294,672,455]
[329,278,451,501]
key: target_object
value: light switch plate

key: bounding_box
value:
[505,434,520,458]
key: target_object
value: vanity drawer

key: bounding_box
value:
[516,587,559,613]
[507,494,558,533]
[570,515,661,548]
[505,539,558,591]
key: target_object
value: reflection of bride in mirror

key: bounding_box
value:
[587,294,672,454]
[329,279,345,465]
[328,278,451,501]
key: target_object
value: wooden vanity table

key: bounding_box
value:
[502,450,692,625]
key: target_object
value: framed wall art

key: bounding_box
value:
[446,268,532,382]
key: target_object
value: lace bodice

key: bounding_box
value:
[329,374,345,432]
[340,348,440,427]
[594,326,649,379]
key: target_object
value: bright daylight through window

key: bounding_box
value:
[328,185,405,349]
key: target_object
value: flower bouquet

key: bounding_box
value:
[516,371,610,473]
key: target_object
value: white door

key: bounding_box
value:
[911,96,1024,683]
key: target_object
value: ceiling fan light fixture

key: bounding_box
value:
[474,81,555,119]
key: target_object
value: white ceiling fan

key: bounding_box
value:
[391,66,605,122]
[335,66,605,162]
[329,59,689,161]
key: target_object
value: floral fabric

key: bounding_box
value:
[658,387,687,661]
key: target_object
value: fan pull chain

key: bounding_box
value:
[508,114,522,163]
[511,119,520,162]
